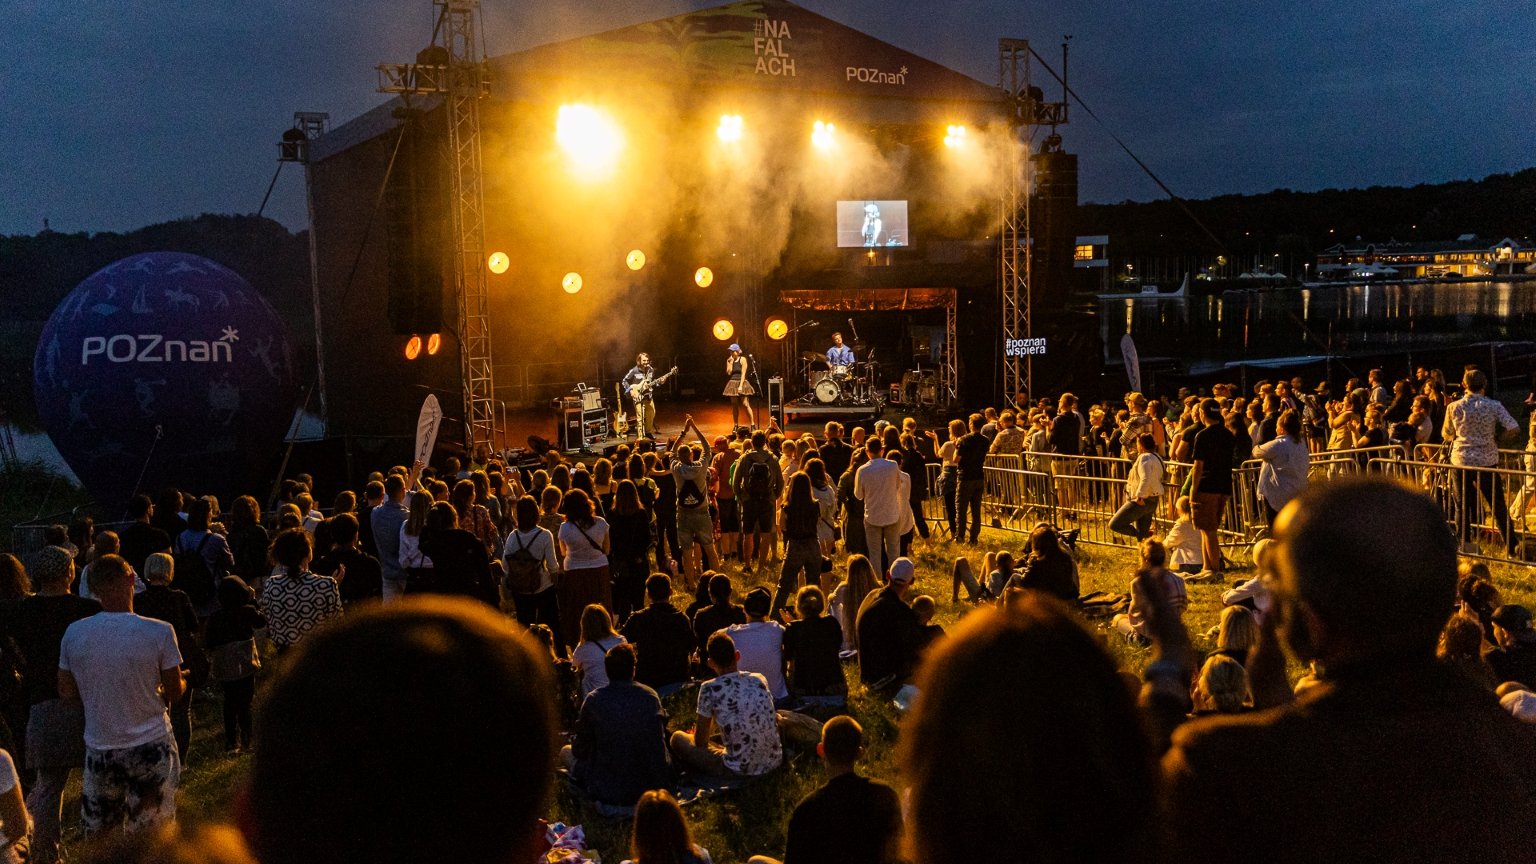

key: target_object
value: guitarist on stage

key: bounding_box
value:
[623,353,672,439]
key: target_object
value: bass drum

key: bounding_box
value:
[814,378,842,404]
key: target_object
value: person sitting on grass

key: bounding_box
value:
[1485,604,1536,688]
[985,551,1015,598]
[727,587,789,707]
[572,605,626,700]
[668,632,782,780]
[1013,524,1079,605]
[691,573,747,661]
[244,598,557,864]
[1209,605,1260,668]
[831,555,879,654]
[1191,654,1250,716]
[561,643,673,809]
[855,558,923,692]
[912,595,944,651]
[1163,496,1203,574]
[1112,539,1187,644]
[622,574,696,695]
[746,716,902,864]
[781,586,846,706]
[622,789,712,864]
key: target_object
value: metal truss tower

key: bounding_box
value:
[998,38,1068,404]
[278,112,331,434]
[379,0,495,448]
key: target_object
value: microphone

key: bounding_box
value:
[803,320,818,326]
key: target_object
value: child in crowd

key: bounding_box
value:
[912,595,944,650]
[1163,496,1204,574]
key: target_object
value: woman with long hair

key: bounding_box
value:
[837,450,869,558]
[399,496,435,590]
[774,471,824,617]
[417,502,498,606]
[1014,524,1079,605]
[451,479,500,556]
[226,495,271,592]
[829,554,878,654]
[628,789,711,864]
[0,554,30,600]
[175,496,236,617]
[555,489,611,650]
[571,604,626,698]
[804,457,838,565]
[592,458,617,516]
[503,495,565,653]
[607,480,653,624]
[723,343,755,430]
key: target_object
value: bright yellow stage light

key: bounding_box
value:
[695,266,714,288]
[562,272,584,294]
[811,120,835,150]
[717,114,744,143]
[426,333,442,356]
[765,317,789,341]
[555,104,624,179]
[944,124,967,148]
[712,319,735,341]
[487,251,510,274]
[626,249,646,271]
[404,335,423,360]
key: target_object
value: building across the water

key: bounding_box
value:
[1317,235,1536,279]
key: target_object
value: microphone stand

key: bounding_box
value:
[748,354,765,431]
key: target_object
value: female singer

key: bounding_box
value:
[723,343,755,430]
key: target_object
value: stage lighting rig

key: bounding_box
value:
[717,114,744,143]
[562,272,584,294]
[811,120,835,150]
[765,317,789,340]
[404,335,424,360]
[626,250,647,271]
[556,104,624,179]
[487,251,509,274]
[426,333,442,355]
[712,319,735,341]
[943,124,967,148]
[695,267,714,288]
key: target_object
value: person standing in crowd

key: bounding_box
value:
[371,473,411,603]
[777,472,825,617]
[710,438,742,563]
[502,495,565,653]
[133,553,199,763]
[669,632,783,779]
[246,599,557,864]
[1253,410,1310,526]
[1442,368,1520,556]
[1162,477,1536,862]
[561,643,673,809]
[899,433,929,545]
[556,489,612,649]
[622,574,695,693]
[204,576,264,754]
[0,742,28,864]
[818,423,853,491]
[855,558,922,691]
[416,502,498,606]
[259,529,343,654]
[937,419,965,541]
[356,480,385,559]
[988,411,1024,455]
[724,344,755,430]
[673,419,719,589]
[747,715,900,864]
[954,414,991,545]
[117,495,170,579]
[224,496,270,592]
[606,480,653,626]
[172,497,234,617]
[7,546,98,864]
[58,555,184,838]
[1109,433,1164,541]
[1186,398,1234,578]
[854,438,905,577]
[734,431,784,575]
[312,513,383,607]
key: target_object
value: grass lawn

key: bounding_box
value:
[57,526,1536,863]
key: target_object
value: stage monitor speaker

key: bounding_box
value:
[768,377,784,428]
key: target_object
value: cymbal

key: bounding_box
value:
[801,351,827,362]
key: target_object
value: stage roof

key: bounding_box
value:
[314,0,1007,162]
[779,287,955,311]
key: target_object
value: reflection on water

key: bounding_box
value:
[1098,281,1535,372]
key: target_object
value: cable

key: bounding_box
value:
[1026,46,1228,255]
[255,160,285,218]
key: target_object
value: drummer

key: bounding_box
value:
[827,332,855,368]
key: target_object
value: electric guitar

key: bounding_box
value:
[627,366,678,401]
[613,383,629,436]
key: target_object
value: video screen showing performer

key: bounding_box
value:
[723,344,755,430]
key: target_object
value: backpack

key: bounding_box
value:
[745,456,773,501]
[677,467,707,508]
[173,533,216,607]
[502,532,545,596]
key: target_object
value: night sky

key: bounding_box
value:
[4,0,1532,236]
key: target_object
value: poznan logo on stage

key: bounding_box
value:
[79,327,240,365]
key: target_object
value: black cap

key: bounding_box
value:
[1491,604,1534,633]
[743,586,772,617]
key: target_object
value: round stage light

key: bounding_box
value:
[562,272,584,294]
[765,317,789,341]
[555,104,624,179]
[626,249,646,271]
[717,114,744,143]
[694,266,714,288]
[944,124,967,148]
[426,333,442,356]
[712,319,735,341]
[811,120,835,150]
[404,335,423,361]
[487,251,510,274]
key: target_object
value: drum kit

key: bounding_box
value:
[801,351,880,405]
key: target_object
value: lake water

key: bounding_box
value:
[1097,280,1536,375]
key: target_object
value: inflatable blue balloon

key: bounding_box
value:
[34,252,297,512]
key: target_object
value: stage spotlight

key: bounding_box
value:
[712,319,735,341]
[562,272,583,294]
[695,266,714,288]
[487,251,510,274]
[626,249,646,271]
[404,335,423,361]
[716,114,744,143]
[555,104,624,179]
[426,333,442,356]
[944,124,967,148]
[765,317,789,341]
[811,120,835,150]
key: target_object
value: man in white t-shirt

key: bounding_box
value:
[58,554,184,838]
[670,632,783,778]
[854,438,906,577]
[0,747,30,864]
[726,588,789,705]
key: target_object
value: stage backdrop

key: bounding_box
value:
[33,252,297,513]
